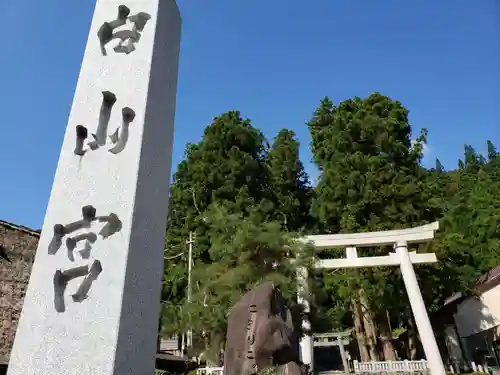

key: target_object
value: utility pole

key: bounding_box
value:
[186,231,194,348]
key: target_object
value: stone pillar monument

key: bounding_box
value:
[7,1,181,374]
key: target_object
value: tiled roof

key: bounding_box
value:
[443,264,500,307]
[0,220,40,237]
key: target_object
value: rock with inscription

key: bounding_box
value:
[223,282,305,375]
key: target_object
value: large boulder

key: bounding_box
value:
[223,282,305,375]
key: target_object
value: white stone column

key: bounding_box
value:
[338,337,349,372]
[395,241,446,375]
[297,266,314,370]
[8,1,181,375]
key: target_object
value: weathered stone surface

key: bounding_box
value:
[223,282,304,375]
[0,221,39,365]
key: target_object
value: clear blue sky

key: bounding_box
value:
[2,0,499,229]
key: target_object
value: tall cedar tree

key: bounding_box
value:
[307,93,429,360]
[162,111,270,337]
[421,142,500,306]
[266,129,313,232]
[161,114,315,360]
[184,204,314,362]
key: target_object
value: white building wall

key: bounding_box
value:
[454,284,500,338]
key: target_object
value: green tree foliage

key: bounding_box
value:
[306,93,432,360]
[161,92,500,363]
[308,94,427,300]
[265,129,312,231]
[183,204,314,358]
[161,113,314,359]
[421,141,500,308]
[309,93,427,233]
[162,111,270,337]
[306,93,500,360]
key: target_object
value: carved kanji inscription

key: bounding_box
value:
[48,205,122,312]
[97,5,152,56]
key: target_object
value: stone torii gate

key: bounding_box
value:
[297,222,446,375]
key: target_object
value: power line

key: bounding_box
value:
[164,252,184,260]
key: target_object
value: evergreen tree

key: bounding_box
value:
[487,140,497,162]
[160,94,500,365]
[162,111,271,337]
[435,159,445,173]
[426,142,500,298]
[307,92,430,360]
[183,204,314,361]
[161,113,315,361]
[266,129,312,231]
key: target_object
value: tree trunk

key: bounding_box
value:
[352,299,370,362]
[378,310,396,360]
[360,290,379,361]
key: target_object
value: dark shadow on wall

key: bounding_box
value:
[435,293,499,371]
[460,298,500,368]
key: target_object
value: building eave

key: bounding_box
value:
[0,220,40,237]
